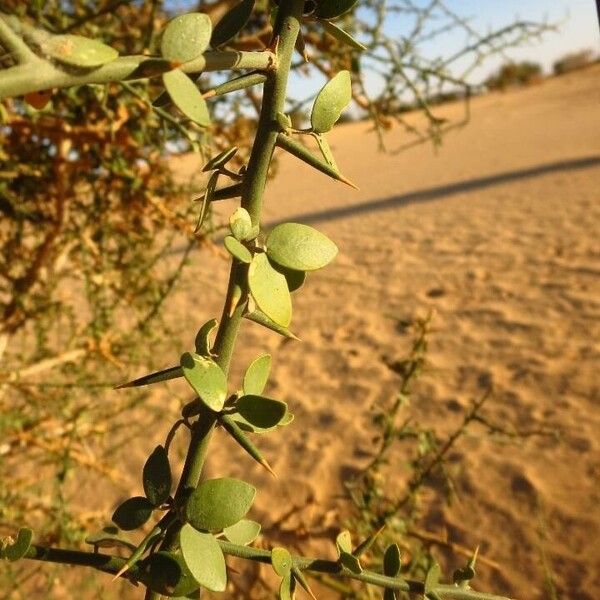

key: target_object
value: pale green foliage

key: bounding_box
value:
[0,2,547,599]
[180,525,227,592]
[185,478,256,532]
[40,33,118,66]
[161,13,212,63]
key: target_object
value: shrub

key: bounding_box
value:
[553,49,595,75]
[485,61,543,91]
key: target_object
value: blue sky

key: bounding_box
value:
[295,1,598,103]
[408,0,599,77]
[167,1,599,100]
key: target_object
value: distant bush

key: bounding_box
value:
[485,61,543,91]
[553,49,595,75]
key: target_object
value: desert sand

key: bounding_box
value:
[13,65,598,599]
[166,64,600,599]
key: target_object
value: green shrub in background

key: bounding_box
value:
[553,49,595,75]
[485,61,543,91]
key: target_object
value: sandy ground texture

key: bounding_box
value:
[8,65,598,599]
[155,66,600,600]
[166,64,600,600]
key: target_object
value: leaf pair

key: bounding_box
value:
[272,547,295,600]
[178,477,258,591]
[270,547,316,600]
[159,13,212,126]
[140,526,289,598]
[112,446,172,530]
[248,223,338,328]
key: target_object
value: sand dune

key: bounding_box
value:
[41,65,599,600]
[168,65,600,599]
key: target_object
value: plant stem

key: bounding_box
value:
[241,7,302,223]
[141,7,307,599]
[23,542,515,600]
[0,15,39,64]
[0,14,276,99]
[169,0,305,496]
[24,545,137,579]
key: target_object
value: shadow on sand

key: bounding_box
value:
[264,155,600,227]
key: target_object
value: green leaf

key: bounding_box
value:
[245,310,299,340]
[115,365,182,389]
[179,524,227,592]
[248,253,292,327]
[211,0,255,48]
[4,528,33,561]
[223,519,261,545]
[274,264,306,293]
[271,546,292,577]
[163,69,210,127]
[424,561,441,594]
[203,147,239,172]
[311,70,352,133]
[336,530,352,555]
[224,235,253,263]
[321,20,366,51]
[266,222,338,271]
[195,170,218,233]
[279,572,294,600]
[236,395,287,429]
[85,526,136,551]
[143,445,172,506]
[161,13,212,63]
[229,206,253,241]
[315,0,359,20]
[243,354,271,395]
[383,543,401,576]
[180,352,227,412]
[194,318,218,357]
[185,477,256,531]
[112,496,154,531]
[139,551,200,597]
[340,551,362,574]
[41,34,118,68]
